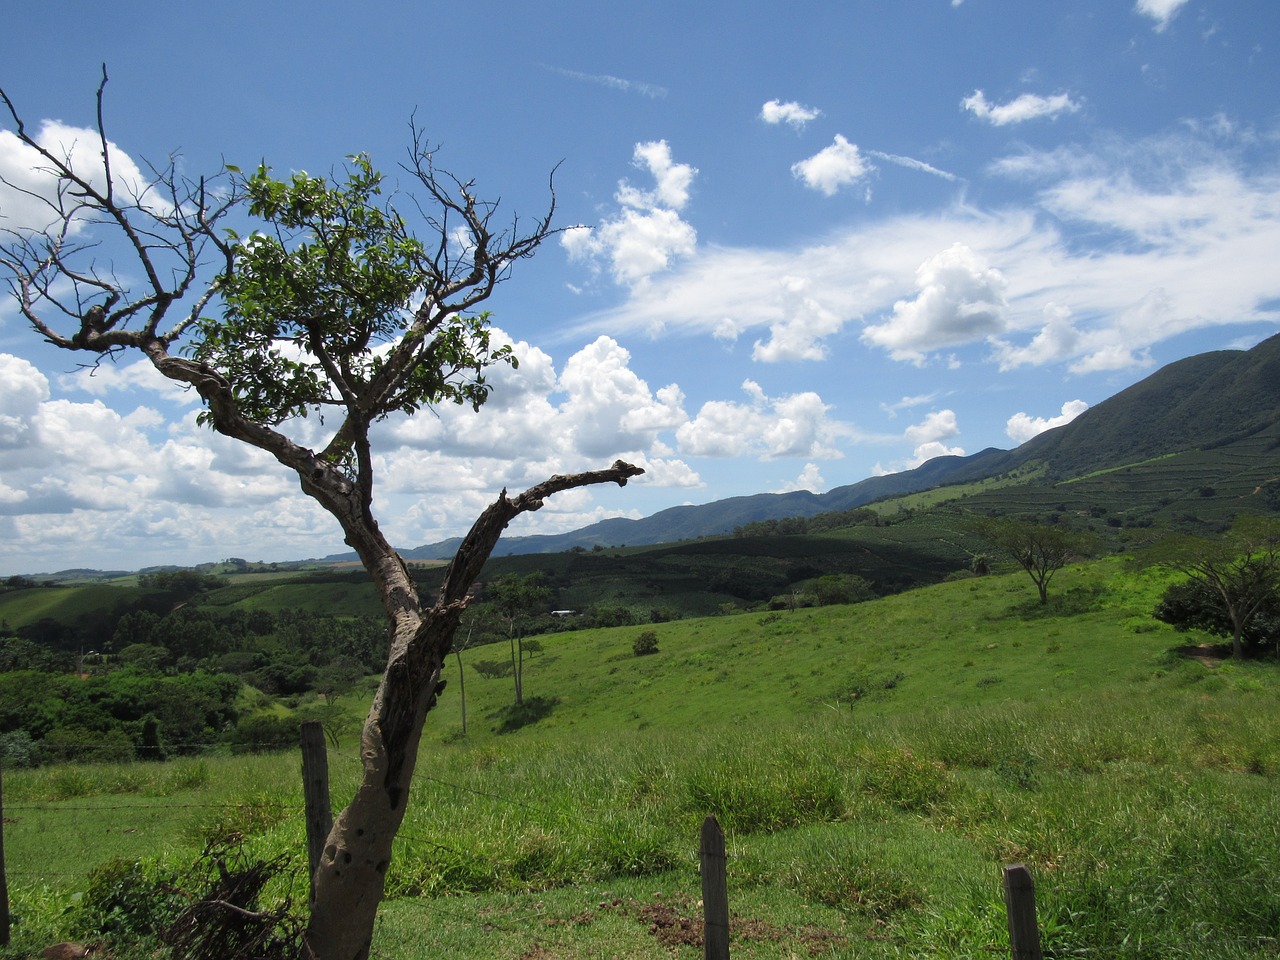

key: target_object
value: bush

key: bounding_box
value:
[77,857,183,945]
[225,714,298,754]
[633,630,660,656]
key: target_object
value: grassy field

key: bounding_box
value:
[4,559,1279,958]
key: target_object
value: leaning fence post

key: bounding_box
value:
[1003,863,1043,960]
[1,759,10,947]
[300,720,333,907]
[700,815,730,960]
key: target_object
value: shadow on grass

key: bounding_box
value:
[1014,584,1104,620]
[492,696,560,734]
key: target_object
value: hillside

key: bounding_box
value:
[6,559,1280,959]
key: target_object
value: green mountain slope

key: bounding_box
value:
[388,333,1280,559]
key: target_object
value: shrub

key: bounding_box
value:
[633,630,660,656]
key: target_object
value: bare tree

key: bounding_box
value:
[0,71,642,960]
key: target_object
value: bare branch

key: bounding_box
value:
[0,74,241,353]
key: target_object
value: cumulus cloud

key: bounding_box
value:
[751,275,847,362]
[1006,400,1089,444]
[991,304,1081,370]
[774,463,825,494]
[0,120,163,234]
[561,140,698,288]
[760,99,822,129]
[962,90,1082,126]
[907,440,965,467]
[0,327,712,570]
[1135,0,1190,31]
[904,409,960,446]
[861,243,1009,363]
[0,354,50,450]
[677,380,849,460]
[571,120,1280,378]
[791,135,874,196]
[59,358,200,406]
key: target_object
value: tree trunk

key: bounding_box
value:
[511,634,524,706]
[454,646,467,736]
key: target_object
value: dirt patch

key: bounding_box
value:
[1176,643,1231,667]
[583,893,851,956]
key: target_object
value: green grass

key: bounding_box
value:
[4,560,1279,958]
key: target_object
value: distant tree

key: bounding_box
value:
[489,572,552,706]
[0,73,641,956]
[811,574,875,606]
[969,517,1096,604]
[1155,516,1280,659]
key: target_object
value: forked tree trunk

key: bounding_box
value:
[302,462,642,960]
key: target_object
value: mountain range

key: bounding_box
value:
[341,332,1280,563]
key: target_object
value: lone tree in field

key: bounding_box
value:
[1154,515,1280,659]
[0,72,641,960]
[489,571,552,706]
[968,516,1095,604]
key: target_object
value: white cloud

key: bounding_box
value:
[0,354,50,450]
[867,150,960,182]
[676,380,849,460]
[557,336,688,457]
[962,90,1082,126]
[905,409,960,446]
[861,243,1009,363]
[620,140,697,211]
[907,440,966,467]
[991,303,1081,370]
[880,393,941,418]
[774,463,825,494]
[1135,0,1190,31]
[1006,400,1089,444]
[561,141,698,288]
[791,135,874,196]
[760,100,822,129]
[751,275,847,362]
[59,358,200,406]
[0,120,165,234]
[571,120,1280,376]
[544,66,667,99]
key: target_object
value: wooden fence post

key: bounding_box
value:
[1003,863,1043,960]
[1,759,10,947]
[300,720,332,907]
[700,815,730,960]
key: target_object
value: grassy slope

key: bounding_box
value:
[6,558,1280,958]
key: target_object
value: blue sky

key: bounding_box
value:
[1,0,1278,574]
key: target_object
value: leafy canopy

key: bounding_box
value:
[195,155,514,430]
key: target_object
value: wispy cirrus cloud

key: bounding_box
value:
[543,65,667,99]
[866,149,959,182]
